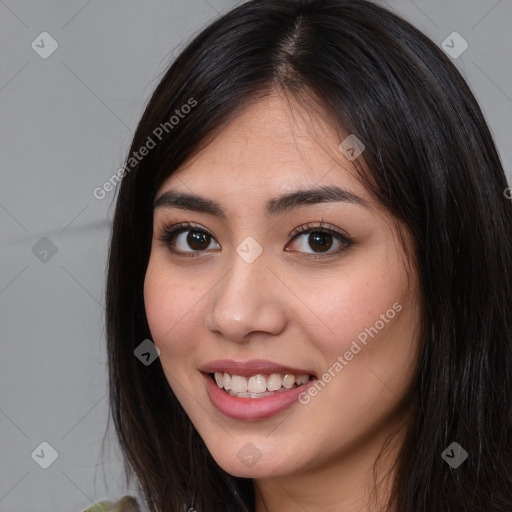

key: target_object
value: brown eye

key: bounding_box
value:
[158,223,220,255]
[186,231,212,251]
[287,222,353,257]
[307,232,334,253]
[169,229,219,252]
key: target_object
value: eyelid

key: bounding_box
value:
[288,220,350,240]
[160,220,211,236]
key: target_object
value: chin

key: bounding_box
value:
[202,435,302,480]
[213,455,287,479]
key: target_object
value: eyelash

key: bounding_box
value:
[156,220,353,259]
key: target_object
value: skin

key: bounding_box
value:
[144,91,422,512]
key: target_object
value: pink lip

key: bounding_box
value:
[202,372,317,421]
[200,359,315,377]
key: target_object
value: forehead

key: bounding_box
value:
[156,92,367,206]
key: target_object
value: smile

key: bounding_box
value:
[202,373,316,420]
[213,371,311,397]
[200,359,317,420]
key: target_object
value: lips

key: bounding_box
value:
[200,359,317,420]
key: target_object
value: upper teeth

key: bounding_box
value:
[214,372,311,393]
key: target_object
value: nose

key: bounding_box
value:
[205,248,288,343]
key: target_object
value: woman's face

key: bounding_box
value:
[144,92,421,481]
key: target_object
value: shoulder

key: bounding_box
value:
[80,496,141,512]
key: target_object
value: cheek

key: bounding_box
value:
[305,253,409,357]
[143,258,199,349]
[143,266,204,405]
[315,266,419,415]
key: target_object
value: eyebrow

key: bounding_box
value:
[153,185,368,218]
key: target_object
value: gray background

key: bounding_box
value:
[1,1,510,511]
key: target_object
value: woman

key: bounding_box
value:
[99,0,512,511]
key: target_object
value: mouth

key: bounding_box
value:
[200,360,318,420]
[209,371,314,398]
